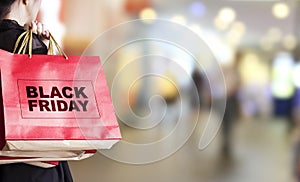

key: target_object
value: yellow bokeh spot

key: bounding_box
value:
[139,8,157,21]
[272,3,290,19]
[218,7,236,25]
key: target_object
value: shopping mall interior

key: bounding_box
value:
[38,0,300,181]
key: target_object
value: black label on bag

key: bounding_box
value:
[17,80,101,119]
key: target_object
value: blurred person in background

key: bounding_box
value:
[191,68,205,108]
[0,0,73,181]
[220,61,240,157]
[200,54,240,158]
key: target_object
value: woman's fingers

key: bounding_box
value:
[41,24,50,40]
[30,21,38,34]
[25,21,50,40]
[37,22,43,35]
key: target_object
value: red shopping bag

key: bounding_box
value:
[0,48,121,151]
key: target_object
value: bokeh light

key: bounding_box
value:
[260,36,274,51]
[204,32,234,64]
[267,27,282,43]
[214,7,236,31]
[293,63,300,88]
[238,52,269,84]
[139,8,157,20]
[272,52,295,99]
[272,2,290,19]
[218,7,236,25]
[189,1,206,17]
[226,21,246,46]
[214,16,229,30]
[231,21,246,34]
[282,34,298,51]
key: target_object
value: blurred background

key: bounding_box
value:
[39,0,300,181]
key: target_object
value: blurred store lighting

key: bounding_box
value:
[282,34,298,51]
[139,8,157,19]
[237,50,272,117]
[189,1,206,17]
[271,52,295,99]
[214,16,229,30]
[139,7,157,22]
[293,63,300,88]
[231,21,246,34]
[226,21,246,47]
[203,32,233,65]
[259,27,285,51]
[238,52,269,84]
[218,7,236,25]
[171,15,187,25]
[272,2,290,19]
[260,36,274,51]
[267,27,282,43]
[214,7,236,31]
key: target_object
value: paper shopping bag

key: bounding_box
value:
[0,48,121,151]
[0,150,96,167]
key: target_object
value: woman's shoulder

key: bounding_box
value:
[0,19,26,52]
[0,19,48,54]
[0,19,24,32]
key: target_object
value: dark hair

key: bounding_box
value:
[0,0,17,20]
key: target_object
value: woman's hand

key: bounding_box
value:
[25,21,50,45]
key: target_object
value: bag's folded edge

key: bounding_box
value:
[0,151,95,165]
[24,161,58,168]
[6,139,119,151]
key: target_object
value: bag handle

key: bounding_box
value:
[13,30,33,56]
[48,32,68,60]
[13,30,68,60]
